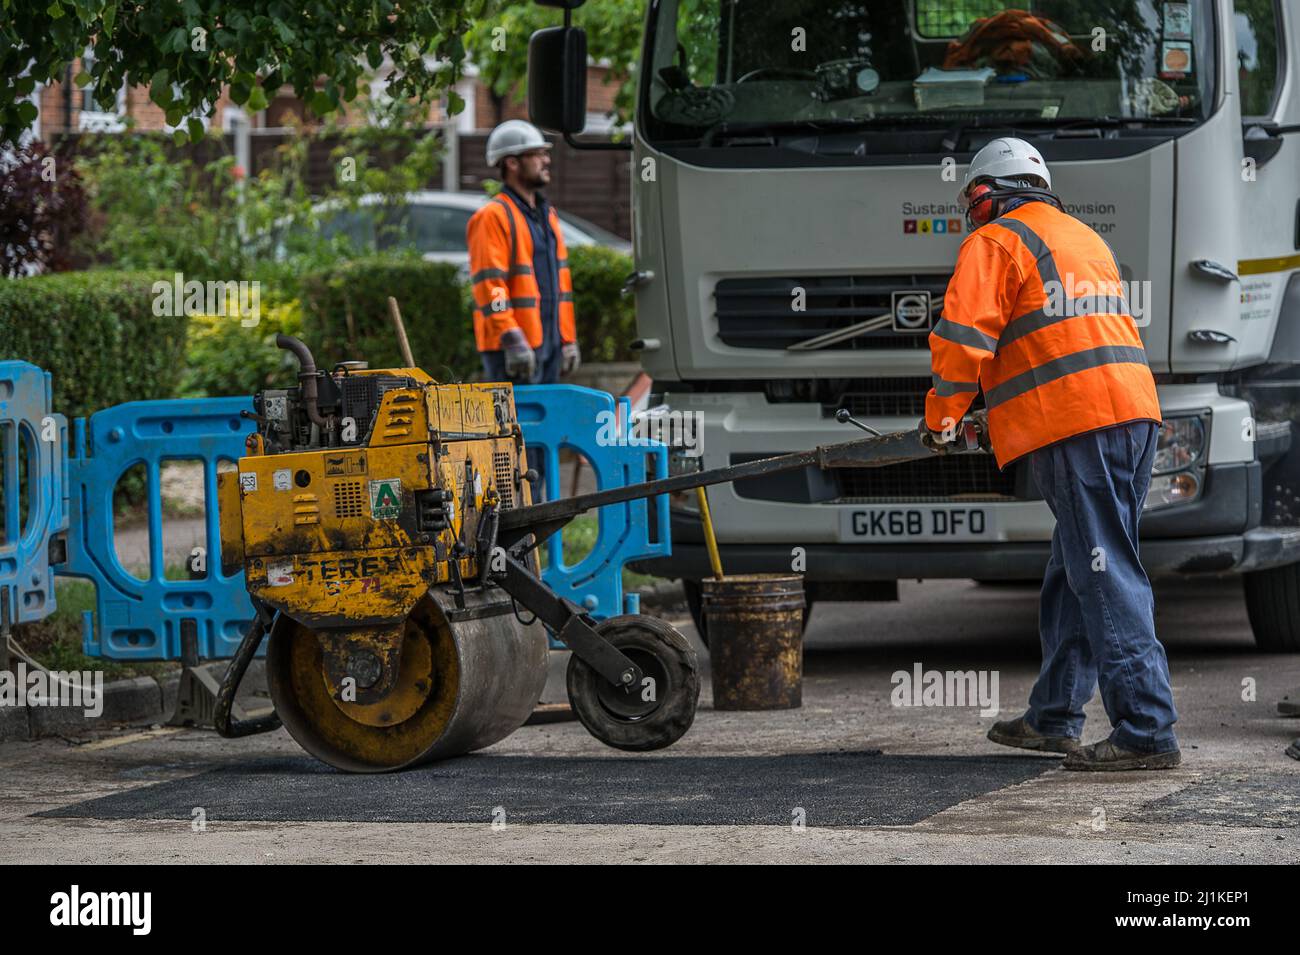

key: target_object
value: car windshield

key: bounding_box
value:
[643,0,1216,145]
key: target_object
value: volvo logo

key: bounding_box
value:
[891,291,933,333]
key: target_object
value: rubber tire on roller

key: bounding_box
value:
[266,591,548,772]
[566,614,699,751]
[1244,562,1300,652]
[683,578,814,647]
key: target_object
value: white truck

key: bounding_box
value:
[528,0,1300,650]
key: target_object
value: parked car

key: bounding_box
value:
[277,190,630,270]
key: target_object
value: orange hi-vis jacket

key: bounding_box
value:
[926,200,1160,468]
[466,191,576,352]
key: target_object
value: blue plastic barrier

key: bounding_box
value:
[62,398,256,660]
[0,361,68,626]
[514,384,670,621]
[13,381,668,661]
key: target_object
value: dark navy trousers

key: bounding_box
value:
[1023,421,1180,754]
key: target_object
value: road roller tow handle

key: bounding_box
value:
[496,413,988,539]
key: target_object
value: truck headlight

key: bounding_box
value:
[1145,414,1207,511]
[1152,416,1205,474]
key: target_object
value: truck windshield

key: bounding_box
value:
[642,0,1216,146]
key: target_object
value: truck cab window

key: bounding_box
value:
[643,0,1217,148]
[1234,0,1281,117]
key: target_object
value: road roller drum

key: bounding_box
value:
[266,591,548,772]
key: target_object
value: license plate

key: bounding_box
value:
[839,506,992,542]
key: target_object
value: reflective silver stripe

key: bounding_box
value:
[932,317,997,353]
[470,268,508,284]
[477,297,538,316]
[984,344,1149,409]
[559,291,573,302]
[557,258,568,270]
[998,298,1134,350]
[509,264,533,277]
[991,216,1061,287]
[932,373,979,397]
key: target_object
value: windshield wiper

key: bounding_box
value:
[701,115,956,147]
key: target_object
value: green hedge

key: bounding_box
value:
[567,245,637,363]
[300,255,479,379]
[297,247,637,378]
[0,271,189,416]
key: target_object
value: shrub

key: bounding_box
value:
[179,299,304,398]
[0,270,189,416]
[299,255,479,378]
[0,141,89,276]
[567,244,636,362]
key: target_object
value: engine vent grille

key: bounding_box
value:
[715,274,949,350]
[333,481,364,518]
[494,452,515,509]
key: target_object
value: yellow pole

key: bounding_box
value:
[695,486,725,580]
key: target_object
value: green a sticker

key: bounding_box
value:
[369,479,402,520]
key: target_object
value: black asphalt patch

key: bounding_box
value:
[1129,771,1300,828]
[39,751,1051,826]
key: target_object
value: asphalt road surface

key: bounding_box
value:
[3,577,1298,863]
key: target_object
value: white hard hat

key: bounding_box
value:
[486,120,552,166]
[963,137,1052,192]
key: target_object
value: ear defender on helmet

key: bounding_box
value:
[964,182,997,228]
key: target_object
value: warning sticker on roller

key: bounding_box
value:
[267,560,295,586]
[369,479,402,520]
[273,468,292,491]
[240,472,258,493]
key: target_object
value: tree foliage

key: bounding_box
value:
[1,0,488,145]
[465,0,644,125]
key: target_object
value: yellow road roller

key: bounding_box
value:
[214,334,983,772]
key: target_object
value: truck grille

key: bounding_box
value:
[715,274,949,350]
[826,377,933,418]
[836,456,1015,502]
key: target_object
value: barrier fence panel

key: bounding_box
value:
[514,385,670,622]
[62,398,256,661]
[11,381,668,661]
[0,361,68,628]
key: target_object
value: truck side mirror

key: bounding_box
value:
[529,25,588,135]
[1243,124,1285,166]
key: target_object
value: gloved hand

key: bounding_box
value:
[561,341,581,377]
[968,409,992,452]
[918,416,956,454]
[500,327,536,381]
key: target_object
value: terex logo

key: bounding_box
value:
[49,885,151,936]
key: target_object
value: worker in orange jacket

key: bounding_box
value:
[467,120,579,385]
[922,137,1180,771]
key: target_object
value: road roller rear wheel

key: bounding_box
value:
[565,615,699,751]
[267,593,547,772]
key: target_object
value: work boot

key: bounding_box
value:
[987,716,1080,754]
[1286,739,1300,761]
[1063,739,1181,771]
[1278,686,1300,717]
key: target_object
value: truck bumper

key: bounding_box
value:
[632,483,1300,581]
[632,520,1300,580]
